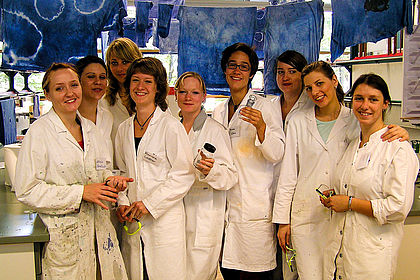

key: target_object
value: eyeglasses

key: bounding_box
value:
[285,245,296,272]
[316,184,335,199]
[123,218,142,235]
[226,62,250,72]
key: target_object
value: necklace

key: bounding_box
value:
[229,98,240,112]
[135,110,155,130]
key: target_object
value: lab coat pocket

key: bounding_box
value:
[290,201,311,235]
[151,206,185,247]
[194,209,219,248]
[143,151,167,180]
[242,186,270,221]
[45,223,80,267]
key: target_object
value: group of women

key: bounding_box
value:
[14,37,418,280]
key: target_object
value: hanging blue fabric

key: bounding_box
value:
[1,0,126,71]
[178,6,256,89]
[135,1,153,47]
[149,0,183,19]
[253,9,266,60]
[264,0,324,95]
[158,4,174,38]
[154,19,179,53]
[331,0,413,62]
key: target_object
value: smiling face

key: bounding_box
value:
[45,68,82,115]
[129,72,157,109]
[109,55,131,85]
[352,83,388,129]
[176,76,206,116]
[224,51,253,94]
[303,70,338,108]
[276,61,303,97]
[80,63,107,102]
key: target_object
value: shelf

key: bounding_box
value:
[334,54,403,70]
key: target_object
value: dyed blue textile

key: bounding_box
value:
[1,0,125,71]
[0,98,16,145]
[135,1,153,46]
[264,0,324,95]
[331,0,413,62]
[253,9,266,59]
[154,19,179,54]
[158,4,174,38]
[178,6,256,88]
[149,0,183,19]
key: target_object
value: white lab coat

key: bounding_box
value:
[183,110,238,280]
[14,109,127,280]
[115,106,195,280]
[212,89,285,272]
[271,92,311,280]
[95,104,114,159]
[272,105,359,280]
[323,127,418,280]
[99,94,130,147]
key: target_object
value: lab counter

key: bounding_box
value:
[0,169,48,280]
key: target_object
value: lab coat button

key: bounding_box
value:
[339,253,343,258]
[339,230,343,235]
[339,276,342,279]
[325,171,328,175]
[344,184,347,188]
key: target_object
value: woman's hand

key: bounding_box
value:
[239,107,266,142]
[195,150,215,176]
[322,195,349,212]
[123,201,150,222]
[117,205,130,222]
[277,224,291,253]
[381,124,409,142]
[105,176,134,192]
[83,183,118,210]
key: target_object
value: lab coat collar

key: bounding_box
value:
[148,106,165,126]
[305,105,352,149]
[192,108,207,132]
[359,126,388,148]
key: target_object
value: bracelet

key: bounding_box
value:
[348,196,353,211]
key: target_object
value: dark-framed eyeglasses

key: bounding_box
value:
[226,62,250,72]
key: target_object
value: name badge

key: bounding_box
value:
[229,127,240,138]
[144,151,158,163]
[96,158,107,170]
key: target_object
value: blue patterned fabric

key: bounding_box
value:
[1,0,125,71]
[253,9,266,59]
[154,19,179,53]
[135,1,153,46]
[178,6,256,88]
[158,4,174,38]
[331,0,413,62]
[264,0,324,95]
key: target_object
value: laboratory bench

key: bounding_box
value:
[0,169,48,280]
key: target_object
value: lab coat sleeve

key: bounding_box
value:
[115,125,131,206]
[198,126,238,191]
[254,99,285,163]
[14,130,84,215]
[142,122,195,219]
[272,119,299,224]
[371,146,419,225]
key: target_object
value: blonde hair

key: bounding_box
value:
[175,71,207,95]
[42,63,79,93]
[105,38,142,106]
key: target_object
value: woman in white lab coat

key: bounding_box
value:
[76,55,113,157]
[321,74,418,279]
[14,63,131,280]
[114,57,196,280]
[175,71,238,280]
[212,43,285,279]
[271,50,312,280]
[100,37,142,143]
[272,61,408,280]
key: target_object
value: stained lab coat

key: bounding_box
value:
[115,107,195,280]
[271,92,311,280]
[323,127,418,280]
[183,110,238,280]
[14,109,127,280]
[212,89,285,272]
[272,105,359,280]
